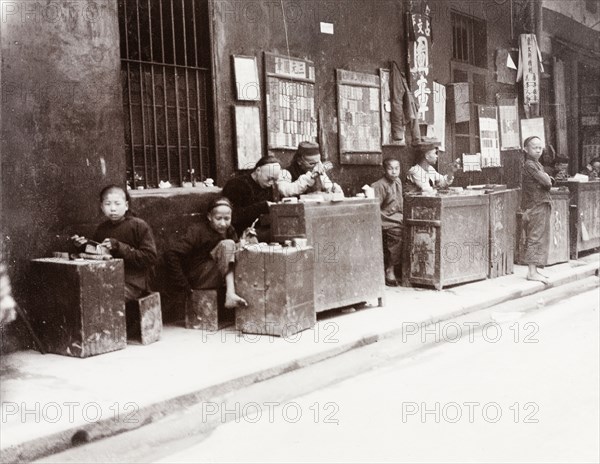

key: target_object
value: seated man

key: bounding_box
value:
[406,138,458,192]
[371,158,403,287]
[277,141,343,197]
[222,155,282,242]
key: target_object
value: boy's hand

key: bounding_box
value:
[100,239,114,251]
[70,235,87,247]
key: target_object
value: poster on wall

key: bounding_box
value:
[264,52,317,150]
[408,12,434,125]
[520,117,546,148]
[495,49,517,85]
[426,81,446,151]
[478,106,501,168]
[497,96,521,150]
[232,55,260,101]
[234,106,262,170]
[337,69,382,165]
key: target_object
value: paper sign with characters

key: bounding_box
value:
[408,11,434,126]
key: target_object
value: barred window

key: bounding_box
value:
[118,0,213,188]
[452,11,487,68]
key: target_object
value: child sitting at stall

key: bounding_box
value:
[581,158,600,180]
[71,185,158,301]
[164,197,248,309]
[553,156,570,181]
[372,158,404,286]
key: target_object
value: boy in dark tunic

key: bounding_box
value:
[521,136,553,284]
[372,158,404,286]
[72,185,158,301]
[164,197,247,309]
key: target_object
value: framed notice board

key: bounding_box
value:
[264,52,317,150]
[337,69,382,165]
[234,106,262,170]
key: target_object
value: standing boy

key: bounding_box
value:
[372,158,404,286]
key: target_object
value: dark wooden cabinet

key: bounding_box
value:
[29,258,126,357]
[270,199,385,312]
[556,180,600,259]
[403,192,490,289]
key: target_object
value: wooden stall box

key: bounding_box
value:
[556,180,600,259]
[270,199,385,312]
[235,244,315,336]
[403,192,489,290]
[467,185,519,278]
[29,258,126,357]
[487,188,519,278]
[516,187,570,266]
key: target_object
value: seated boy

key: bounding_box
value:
[164,197,247,309]
[553,157,570,181]
[371,158,403,286]
[581,158,600,180]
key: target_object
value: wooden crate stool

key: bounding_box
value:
[126,292,162,345]
[185,289,234,331]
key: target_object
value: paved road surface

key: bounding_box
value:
[153,288,600,463]
[37,285,600,463]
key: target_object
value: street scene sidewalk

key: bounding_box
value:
[1,253,598,463]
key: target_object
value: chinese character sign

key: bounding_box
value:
[517,34,544,116]
[409,13,434,125]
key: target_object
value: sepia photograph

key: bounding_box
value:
[0,0,599,462]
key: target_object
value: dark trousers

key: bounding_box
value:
[523,202,551,266]
[190,239,237,290]
[382,225,403,269]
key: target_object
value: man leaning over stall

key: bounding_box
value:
[406,138,459,192]
[222,155,282,243]
[277,141,343,197]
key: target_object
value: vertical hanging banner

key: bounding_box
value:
[408,12,434,125]
[517,34,543,117]
[553,57,568,156]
